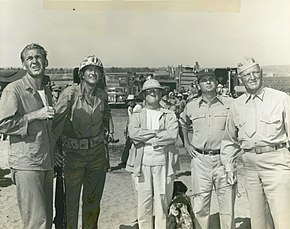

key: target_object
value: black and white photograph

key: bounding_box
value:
[0,0,290,228]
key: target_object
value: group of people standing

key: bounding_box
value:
[0,42,289,229]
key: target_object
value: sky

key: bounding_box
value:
[1,0,290,68]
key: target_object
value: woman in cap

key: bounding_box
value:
[52,55,111,229]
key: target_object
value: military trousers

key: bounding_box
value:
[242,148,290,229]
[12,169,53,229]
[191,153,236,229]
[64,142,107,229]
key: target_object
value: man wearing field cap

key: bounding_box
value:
[127,79,179,229]
[221,57,290,229]
[180,68,236,229]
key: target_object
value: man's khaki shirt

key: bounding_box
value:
[52,84,111,141]
[180,95,233,151]
[221,87,290,171]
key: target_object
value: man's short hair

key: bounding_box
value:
[20,43,48,62]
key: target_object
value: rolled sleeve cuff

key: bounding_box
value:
[19,115,28,138]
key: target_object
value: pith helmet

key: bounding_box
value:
[139,79,165,98]
[79,55,103,74]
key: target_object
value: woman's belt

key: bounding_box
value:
[63,135,104,150]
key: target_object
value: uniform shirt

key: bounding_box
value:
[180,95,233,151]
[52,84,111,140]
[221,87,290,171]
[0,74,53,170]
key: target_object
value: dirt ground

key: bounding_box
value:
[0,109,251,229]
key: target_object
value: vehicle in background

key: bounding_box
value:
[107,87,128,106]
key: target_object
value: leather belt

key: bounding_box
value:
[244,142,287,154]
[63,135,104,150]
[195,148,220,156]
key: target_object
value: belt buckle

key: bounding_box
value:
[276,143,286,149]
[208,150,214,156]
[79,139,89,150]
[254,147,263,154]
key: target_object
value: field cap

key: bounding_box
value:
[197,68,216,82]
[237,57,259,74]
[126,94,135,101]
[139,79,164,98]
[217,84,223,88]
[79,55,103,74]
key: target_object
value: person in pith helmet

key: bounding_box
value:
[127,79,179,229]
[52,55,112,229]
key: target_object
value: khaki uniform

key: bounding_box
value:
[180,95,236,229]
[221,87,290,229]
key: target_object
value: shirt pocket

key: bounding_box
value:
[213,111,228,130]
[191,113,206,132]
[260,114,282,137]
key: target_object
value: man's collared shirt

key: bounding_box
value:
[221,87,290,171]
[0,74,53,170]
[53,84,111,140]
[180,95,233,151]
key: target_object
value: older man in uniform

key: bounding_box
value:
[221,58,290,229]
[180,69,236,229]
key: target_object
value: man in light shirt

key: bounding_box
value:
[221,58,290,229]
[180,69,236,229]
[0,43,55,229]
[127,79,179,229]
